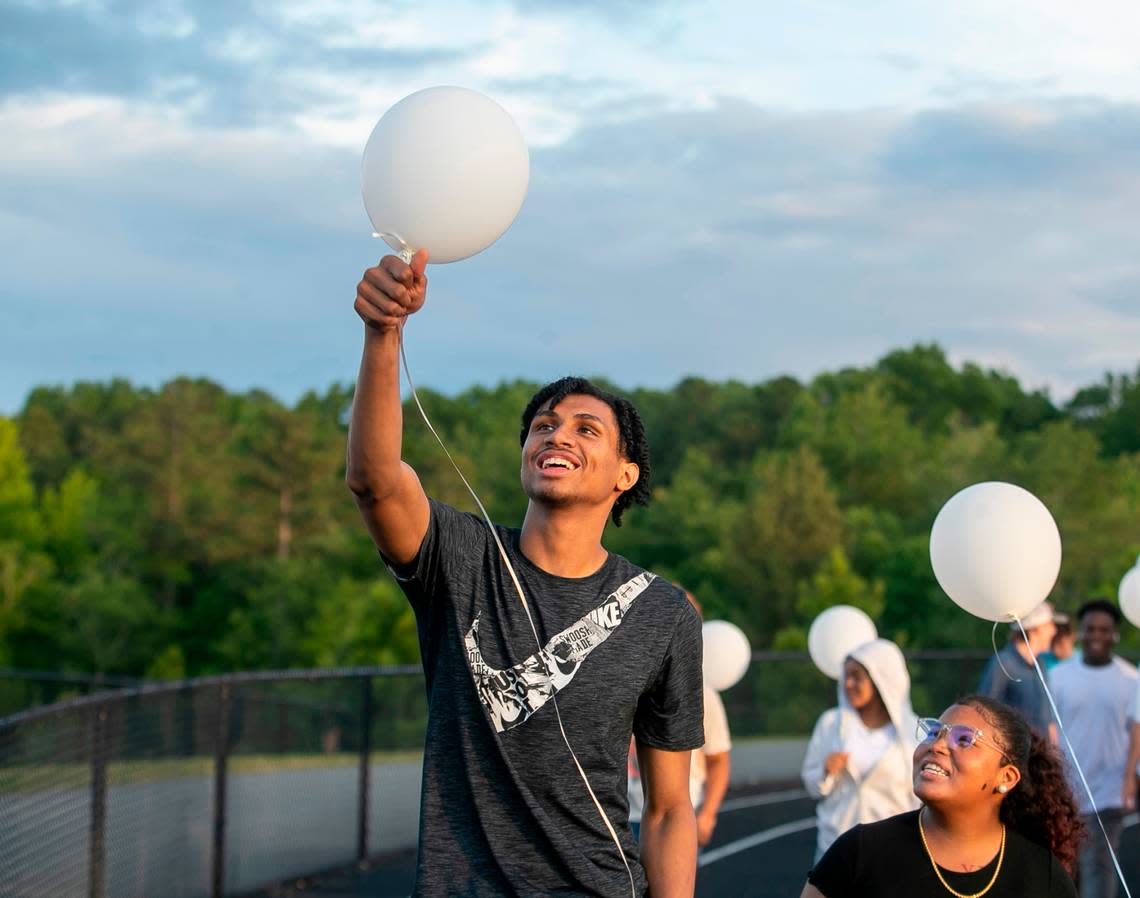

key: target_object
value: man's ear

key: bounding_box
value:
[615,461,639,494]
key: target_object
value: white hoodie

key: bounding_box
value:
[801,638,921,859]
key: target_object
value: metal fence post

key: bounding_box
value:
[356,676,373,864]
[211,683,231,898]
[88,702,109,898]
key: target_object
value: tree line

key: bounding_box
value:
[1,344,1138,679]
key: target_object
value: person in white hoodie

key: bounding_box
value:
[801,638,920,860]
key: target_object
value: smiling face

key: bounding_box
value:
[913,704,1020,810]
[519,394,639,516]
[1079,609,1117,665]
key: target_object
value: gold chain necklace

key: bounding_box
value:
[917,810,1006,898]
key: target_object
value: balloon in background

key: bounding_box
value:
[362,86,530,263]
[808,606,878,680]
[702,621,751,691]
[1121,556,1140,628]
[929,481,1062,623]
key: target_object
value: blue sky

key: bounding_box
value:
[3,0,1139,412]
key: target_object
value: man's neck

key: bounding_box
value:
[519,504,610,578]
[1013,640,1041,666]
[1083,653,1114,668]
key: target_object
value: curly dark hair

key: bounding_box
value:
[956,695,1085,875]
[519,377,651,527]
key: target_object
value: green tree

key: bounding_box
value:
[721,446,843,644]
[0,418,52,663]
[784,380,932,522]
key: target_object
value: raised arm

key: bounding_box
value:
[345,250,432,565]
[637,742,697,898]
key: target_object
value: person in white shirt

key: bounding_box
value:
[690,681,731,845]
[801,638,920,861]
[1051,599,1138,898]
[628,591,733,847]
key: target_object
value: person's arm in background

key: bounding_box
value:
[1123,688,1140,812]
[697,750,729,846]
[801,711,847,799]
[345,251,431,565]
[638,743,697,898]
[695,688,732,846]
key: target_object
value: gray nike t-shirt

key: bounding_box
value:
[391,499,705,898]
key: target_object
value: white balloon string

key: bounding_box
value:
[990,620,1023,683]
[1013,616,1132,898]
[396,327,638,898]
[372,232,416,263]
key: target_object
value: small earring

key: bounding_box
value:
[997,785,1008,793]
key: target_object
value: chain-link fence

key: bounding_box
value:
[4,651,1116,898]
[0,670,146,719]
[0,668,426,898]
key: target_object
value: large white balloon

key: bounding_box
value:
[808,606,878,680]
[362,86,529,264]
[1120,556,1140,628]
[930,482,1062,623]
[702,621,751,692]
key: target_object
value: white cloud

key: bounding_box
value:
[2,1,1140,411]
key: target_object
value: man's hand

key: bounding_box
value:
[824,752,850,778]
[1123,773,1137,812]
[354,249,429,333]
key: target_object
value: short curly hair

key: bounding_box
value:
[519,377,651,527]
[956,695,1085,875]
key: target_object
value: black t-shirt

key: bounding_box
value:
[808,810,1077,898]
[391,500,705,898]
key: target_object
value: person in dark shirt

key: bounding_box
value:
[978,600,1058,738]
[346,251,703,898]
[801,695,1083,898]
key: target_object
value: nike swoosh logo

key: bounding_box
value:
[465,572,656,733]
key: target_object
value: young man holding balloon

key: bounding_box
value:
[347,250,704,898]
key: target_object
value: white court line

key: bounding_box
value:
[401,801,1123,891]
[719,788,808,813]
[698,817,816,867]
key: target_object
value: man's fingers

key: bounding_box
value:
[361,268,415,307]
[381,254,413,285]
[356,288,407,320]
[357,254,426,324]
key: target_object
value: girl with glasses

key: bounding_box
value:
[800,695,1081,898]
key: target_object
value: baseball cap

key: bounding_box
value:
[1010,600,1056,631]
